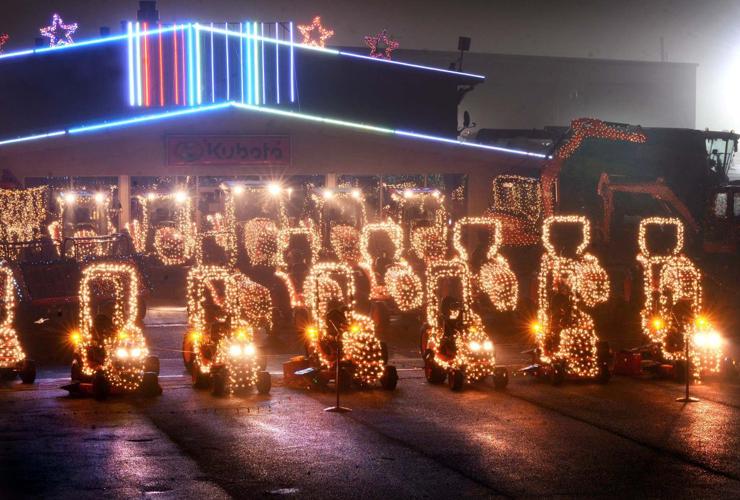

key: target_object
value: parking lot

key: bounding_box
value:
[1,305,738,499]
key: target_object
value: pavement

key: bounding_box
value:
[1,305,739,499]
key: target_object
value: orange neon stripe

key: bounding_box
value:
[173,26,179,105]
[142,22,150,106]
[158,24,164,106]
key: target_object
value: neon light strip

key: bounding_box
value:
[246,22,252,105]
[127,23,135,106]
[289,22,295,103]
[68,102,232,134]
[275,22,280,105]
[142,22,150,107]
[173,26,179,105]
[195,24,202,105]
[0,49,34,60]
[224,23,230,101]
[158,24,164,106]
[181,29,186,105]
[0,130,66,146]
[253,22,260,106]
[135,23,142,106]
[240,23,245,103]
[187,24,195,106]
[0,101,545,158]
[210,23,215,103]
[261,23,266,104]
[204,24,338,55]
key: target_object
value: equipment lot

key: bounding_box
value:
[1,306,738,498]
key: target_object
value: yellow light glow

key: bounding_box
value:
[70,331,81,345]
[268,183,282,196]
[233,185,245,195]
[174,191,188,204]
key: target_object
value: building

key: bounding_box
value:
[0,19,545,227]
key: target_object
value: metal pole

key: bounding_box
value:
[676,327,699,403]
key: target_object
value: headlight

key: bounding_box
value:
[483,340,493,351]
[229,344,242,357]
[469,341,481,352]
[531,321,542,334]
[694,330,722,349]
[116,347,129,359]
[651,317,664,331]
[244,343,256,356]
[131,347,142,358]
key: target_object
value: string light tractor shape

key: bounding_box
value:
[0,186,48,246]
[420,258,508,391]
[310,187,367,264]
[357,220,423,336]
[299,262,398,391]
[184,265,271,396]
[40,13,78,47]
[67,261,160,400]
[298,16,334,47]
[273,224,321,329]
[0,261,37,384]
[487,175,542,247]
[220,181,289,268]
[390,187,449,264]
[636,217,723,380]
[524,215,611,385]
[128,190,195,265]
[452,216,518,312]
[53,190,117,259]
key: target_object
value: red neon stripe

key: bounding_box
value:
[173,26,179,105]
[158,24,164,106]
[142,22,150,107]
[181,29,186,105]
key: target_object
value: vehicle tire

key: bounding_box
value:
[212,367,227,397]
[380,341,389,365]
[71,358,83,382]
[141,372,161,397]
[549,362,566,386]
[380,365,398,390]
[423,351,446,384]
[144,355,160,376]
[338,366,353,391]
[182,336,194,373]
[256,370,271,395]
[192,364,211,389]
[419,325,431,356]
[370,301,390,337]
[19,359,36,384]
[597,362,611,384]
[493,367,509,390]
[448,369,464,391]
[92,371,109,400]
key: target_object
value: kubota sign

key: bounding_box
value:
[166,135,291,166]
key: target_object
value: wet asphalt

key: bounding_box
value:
[1,306,739,499]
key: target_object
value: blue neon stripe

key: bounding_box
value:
[239,23,244,103]
[275,22,280,105]
[0,101,546,158]
[187,24,195,106]
[289,22,295,102]
[253,22,260,106]
[0,49,35,60]
[68,102,232,134]
[225,23,230,101]
[127,23,135,106]
[210,23,215,103]
[246,22,252,105]
[0,130,66,146]
[135,23,142,106]
[195,25,202,105]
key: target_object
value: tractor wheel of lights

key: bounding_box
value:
[380,365,398,391]
[448,369,465,391]
[256,370,271,394]
[424,357,446,384]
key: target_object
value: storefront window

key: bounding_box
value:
[338,175,381,219]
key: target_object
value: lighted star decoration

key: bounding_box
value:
[364,29,399,60]
[0,34,8,54]
[40,14,78,47]
[298,16,334,47]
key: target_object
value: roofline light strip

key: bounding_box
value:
[0,101,545,159]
